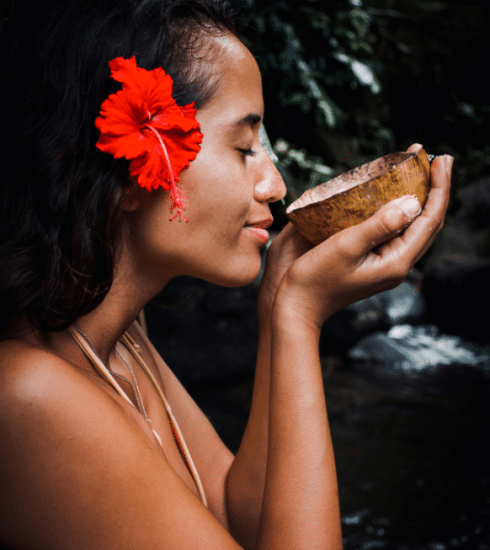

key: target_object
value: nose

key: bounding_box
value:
[253,150,287,203]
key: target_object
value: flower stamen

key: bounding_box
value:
[142,123,188,222]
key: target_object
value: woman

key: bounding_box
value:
[0,0,452,548]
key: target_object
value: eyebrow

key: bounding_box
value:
[234,113,262,128]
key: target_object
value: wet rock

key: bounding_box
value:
[321,269,427,352]
[145,267,430,384]
[347,324,490,372]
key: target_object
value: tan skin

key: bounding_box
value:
[0,32,452,550]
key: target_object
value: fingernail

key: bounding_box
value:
[399,196,421,218]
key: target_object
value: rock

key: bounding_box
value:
[348,324,490,373]
[321,268,427,352]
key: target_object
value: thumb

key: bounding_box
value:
[341,195,422,255]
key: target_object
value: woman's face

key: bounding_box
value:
[127,32,286,288]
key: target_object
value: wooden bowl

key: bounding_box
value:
[286,148,431,245]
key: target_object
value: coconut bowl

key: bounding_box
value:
[285,148,431,245]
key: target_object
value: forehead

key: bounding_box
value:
[197,33,264,126]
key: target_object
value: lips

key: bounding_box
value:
[244,219,273,244]
[245,219,273,230]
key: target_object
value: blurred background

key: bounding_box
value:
[3,0,489,547]
[146,2,490,548]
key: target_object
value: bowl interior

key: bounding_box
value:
[286,151,415,214]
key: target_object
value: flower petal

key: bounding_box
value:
[95,57,203,216]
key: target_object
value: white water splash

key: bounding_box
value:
[349,324,490,372]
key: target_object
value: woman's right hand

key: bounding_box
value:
[273,153,453,331]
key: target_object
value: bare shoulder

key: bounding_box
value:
[0,338,145,473]
[0,338,116,426]
[0,338,82,408]
[0,337,158,462]
[0,338,239,550]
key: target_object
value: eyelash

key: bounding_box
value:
[238,148,257,158]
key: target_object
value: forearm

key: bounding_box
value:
[226,225,314,528]
[226,306,273,548]
[226,153,451,548]
[256,304,342,550]
[227,300,342,550]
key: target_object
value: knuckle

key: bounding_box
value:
[426,217,444,237]
[377,207,406,235]
[333,231,357,260]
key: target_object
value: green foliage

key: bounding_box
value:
[236,0,490,199]
[363,0,490,179]
[235,0,395,199]
[237,0,382,128]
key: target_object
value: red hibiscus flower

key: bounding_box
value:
[95,56,203,221]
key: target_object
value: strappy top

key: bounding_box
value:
[68,326,208,507]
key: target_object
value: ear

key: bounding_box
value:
[120,180,140,212]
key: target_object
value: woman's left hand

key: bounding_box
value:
[258,143,450,318]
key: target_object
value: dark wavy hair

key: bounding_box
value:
[0,0,236,335]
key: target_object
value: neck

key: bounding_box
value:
[73,248,172,364]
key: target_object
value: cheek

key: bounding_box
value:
[182,173,252,229]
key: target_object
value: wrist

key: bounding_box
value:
[272,276,336,336]
[257,276,282,325]
[272,292,322,343]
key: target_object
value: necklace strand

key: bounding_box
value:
[68,326,208,507]
[115,346,150,421]
[74,327,149,422]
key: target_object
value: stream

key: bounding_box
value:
[187,324,490,549]
[330,324,490,549]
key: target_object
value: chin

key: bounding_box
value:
[206,258,262,288]
[212,271,261,288]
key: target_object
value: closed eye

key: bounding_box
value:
[238,148,257,157]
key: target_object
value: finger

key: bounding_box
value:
[334,194,422,259]
[398,154,453,256]
[367,153,452,266]
[406,143,423,154]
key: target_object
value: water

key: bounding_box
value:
[325,361,490,549]
[349,324,490,373]
[330,325,490,548]
[189,324,490,549]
